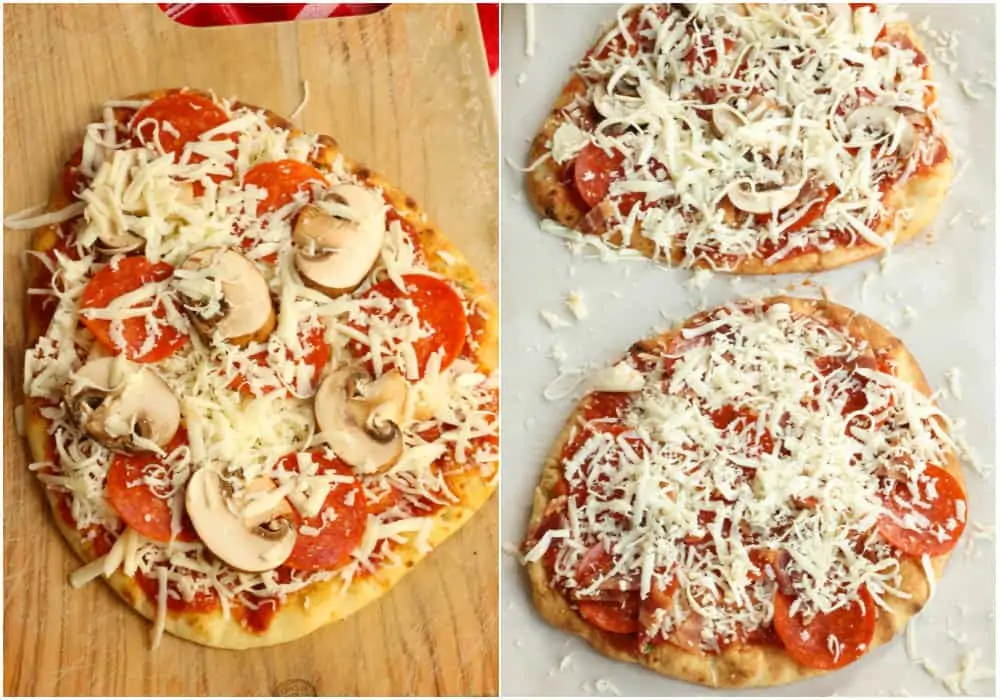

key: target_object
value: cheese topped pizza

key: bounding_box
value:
[523,297,966,687]
[526,3,953,273]
[13,88,498,649]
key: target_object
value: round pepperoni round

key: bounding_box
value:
[229,324,331,398]
[578,598,641,635]
[106,450,197,544]
[79,256,189,363]
[351,274,469,380]
[773,586,876,670]
[572,143,627,209]
[281,451,368,572]
[878,465,967,556]
[132,93,229,156]
[243,160,327,215]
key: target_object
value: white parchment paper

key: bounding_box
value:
[499,4,996,696]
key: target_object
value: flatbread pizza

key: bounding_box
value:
[12,88,498,649]
[523,296,967,687]
[526,3,953,273]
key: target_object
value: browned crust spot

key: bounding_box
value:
[22,87,498,649]
[525,296,963,688]
[524,21,954,275]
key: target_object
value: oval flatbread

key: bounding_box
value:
[526,4,953,273]
[18,88,498,649]
[523,296,966,687]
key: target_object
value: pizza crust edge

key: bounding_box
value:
[21,88,499,649]
[524,295,962,688]
[523,19,954,275]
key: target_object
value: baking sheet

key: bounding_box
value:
[499,4,996,696]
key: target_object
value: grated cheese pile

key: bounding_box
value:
[546,4,948,269]
[526,300,966,654]
[21,91,498,639]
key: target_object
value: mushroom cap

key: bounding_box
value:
[712,96,783,140]
[178,247,275,346]
[293,184,385,298]
[95,227,145,256]
[314,366,408,475]
[185,469,297,573]
[711,103,748,139]
[69,357,181,451]
[845,106,916,158]
[726,178,803,214]
[746,95,782,121]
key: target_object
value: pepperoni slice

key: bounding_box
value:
[281,452,368,572]
[686,34,736,71]
[242,160,327,215]
[878,465,967,556]
[229,324,331,398]
[572,143,627,209]
[878,32,928,69]
[79,256,189,363]
[351,274,469,380]
[132,93,229,156]
[575,543,615,589]
[365,482,405,516]
[578,598,641,635]
[709,405,775,455]
[773,587,876,670]
[106,449,197,544]
[637,579,679,647]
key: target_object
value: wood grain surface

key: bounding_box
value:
[2,4,498,696]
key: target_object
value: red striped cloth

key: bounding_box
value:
[158,3,499,75]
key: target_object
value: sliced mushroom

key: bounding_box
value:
[292,184,385,298]
[176,247,275,346]
[845,106,916,158]
[67,357,180,451]
[711,103,746,139]
[591,76,643,120]
[95,227,145,256]
[726,179,803,214]
[711,96,782,139]
[746,95,782,121]
[185,469,296,573]
[314,366,408,475]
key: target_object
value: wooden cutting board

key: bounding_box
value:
[2,4,498,696]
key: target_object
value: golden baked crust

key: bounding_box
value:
[524,296,963,688]
[22,88,498,649]
[525,17,954,274]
